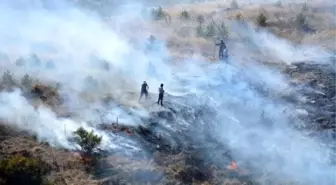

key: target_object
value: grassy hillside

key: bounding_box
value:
[0,1,335,185]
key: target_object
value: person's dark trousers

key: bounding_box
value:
[139,91,148,101]
[157,94,163,106]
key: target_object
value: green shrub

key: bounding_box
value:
[196,20,229,39]
[235,13,244,21]
[2,70,15,86]
[21,74,33,89]
[30,54,41,67]
[151,6,165,20]
[0,155,50,185]
[205,22,216,38]
[217,21,229,39]
[73,127,102,156]
[256,13,267,27]
[180,10,189,20]
[151,6,171,24]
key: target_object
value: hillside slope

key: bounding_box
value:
[0,0,335,185]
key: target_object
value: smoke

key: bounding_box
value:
[205,64,334,185]
[249,28,332,64]
[229,21,333,65]
[169,56,335,185]
[0,0,334,185]
[0,0,155,154]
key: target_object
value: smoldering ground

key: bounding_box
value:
[0,0,335,184]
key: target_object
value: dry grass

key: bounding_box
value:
[48,170,102,185]
[130,1,335,62]
[0,137,82,171]
[0,130,101,185]
[0,1,333,185]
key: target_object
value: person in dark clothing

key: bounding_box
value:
[139,81,149,102]
[157,83,164,106]
[148,35,155,44]
[215,40,228,60]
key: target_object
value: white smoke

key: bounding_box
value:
[0,0,334,185]
[0,89,110,149]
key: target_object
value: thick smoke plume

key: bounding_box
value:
[0,0,334,185]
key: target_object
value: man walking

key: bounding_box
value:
[139,81,149,102]
[157,83,164,106]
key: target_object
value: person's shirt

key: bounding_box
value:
[158,87,164,95]
[141,83,148,92]
[219,42,226,50]
[222,42,227,49]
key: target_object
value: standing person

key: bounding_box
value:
[139,81,149,102]
[215,39,227,60]
[157,83,164,106]
[148,35,156,44]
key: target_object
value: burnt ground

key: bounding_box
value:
[283,62,335,131]
[0,61,335,185]
[94,59,336,184]
[96,99,251,185]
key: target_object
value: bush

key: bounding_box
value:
[196,15,205,25]
[217,21,229,39]
[180,10,189,20]
[73,127,102,156]
[195,15,205,37]
[151,6,171,24]
[151,6,165,20]
[205,22,216,38]
[196,20,229,39]
[21,74,33,90]
[0,155,50,185]
[1,70,15,86]
[235,13,244,21]
[256,13,267,27]
[29,54,41,67]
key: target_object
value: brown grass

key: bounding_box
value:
[0,130,101,185]
[130,1,335,62]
